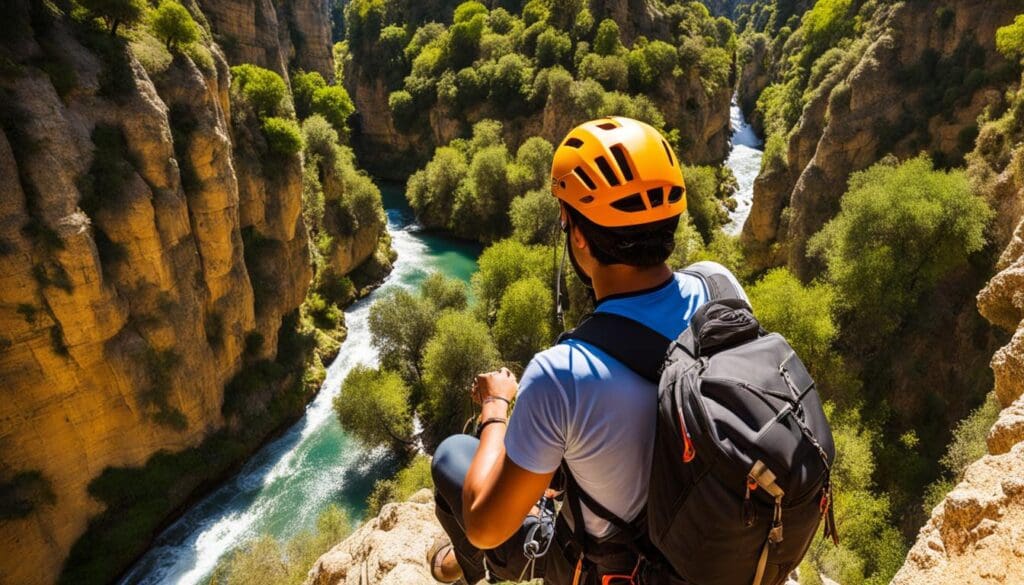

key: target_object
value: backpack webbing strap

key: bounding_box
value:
[558,312,671,384]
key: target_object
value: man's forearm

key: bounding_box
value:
[462,401,510,512]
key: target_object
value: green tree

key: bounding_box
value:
[508,136,554,194]
[150,0,201,50]
[406,146,469,229]
[368,288,436,382]
[231,64,289,118]
[997,14,1024,60]
[421,311,500,445]
[682,165,729,241]
[81,0,146,35]
[535,27,572,67]
[420,272,469,311]
[261,117,304,156]
[446,12,486,69]
[593,18,624,56]
[472,239,552,323]
[510,189,561,246]
[454,1,488,23]
[311,85,355,138]
[334,365,414,451]
[808,155,992,340]
[494,277,553,367]
[292,70,327,120]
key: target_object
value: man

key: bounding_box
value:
[428,117,743,584]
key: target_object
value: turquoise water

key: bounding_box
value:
[120,184,481,585]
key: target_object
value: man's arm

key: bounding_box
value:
[461,369,555,550]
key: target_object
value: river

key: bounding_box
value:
[119,187,480,585]
[123,103,762,584]
[724,97,764,234]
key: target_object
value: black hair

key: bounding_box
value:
[564,204,679,267]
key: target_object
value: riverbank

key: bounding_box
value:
[118,192,480,584]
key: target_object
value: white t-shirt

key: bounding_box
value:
[505,271,713,538]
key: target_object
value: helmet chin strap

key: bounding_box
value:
[555,218,596,330]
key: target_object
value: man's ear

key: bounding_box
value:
[570,223,588,250]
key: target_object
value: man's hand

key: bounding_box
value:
[472,367,518,405]
[461,367,553,550]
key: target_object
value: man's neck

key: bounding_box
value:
[591,263,673,302]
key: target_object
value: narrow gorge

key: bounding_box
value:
[2,0,1024,584]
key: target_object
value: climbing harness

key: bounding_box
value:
[517,493,557,582]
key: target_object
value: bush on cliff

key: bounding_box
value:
[81,0,146,35]
[150,0,200,51]
[231,64,289,118]
[262,117,304,156]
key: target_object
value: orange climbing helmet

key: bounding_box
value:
[551,117,687,228]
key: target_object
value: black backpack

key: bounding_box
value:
[557,262,838,585]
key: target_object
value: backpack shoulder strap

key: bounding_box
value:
[682,261,749,303]
[557,312,671,384]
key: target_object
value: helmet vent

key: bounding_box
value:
[594,156,621,186]
[647,187,664,207]
[574,166,597,190]
[668,185,684,203]
[579,195,595,204]
[596,121,618,130]
[661,140,675,167]
[610,145,634,181]
[611,193,646,212]
[564,137,584,148]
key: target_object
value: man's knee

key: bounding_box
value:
[432,434,479,493]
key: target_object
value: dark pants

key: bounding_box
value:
[432,434,579,585]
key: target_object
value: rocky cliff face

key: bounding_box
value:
[197,0,334,81]
[0,1,384,583]
[893,211,1024,584]
[740,0,1021,274]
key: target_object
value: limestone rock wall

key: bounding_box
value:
[197,0,334,81]
[305,490,445,585]
[893,214,1024,582]
[0,1,378,583]
[741,0,1021,275]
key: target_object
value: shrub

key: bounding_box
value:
[261,117,304,156]
[446,12,486,69]
[366,455,433,516]
[334,365,414,451]
[453,1,487,24]
[388,90,416,130]
[997,14,1024,60]
[80,0,146,35]
[150,0,200,50]
[579,53,629,92]
[291,70,327,119]
[311,85,355,137]
[231,64,288,118]
[811,156,992,339]
[682,165,729,241]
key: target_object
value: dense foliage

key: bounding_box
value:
[809,155,992,343]
[150,0,200,50]
[343,0,736,172]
